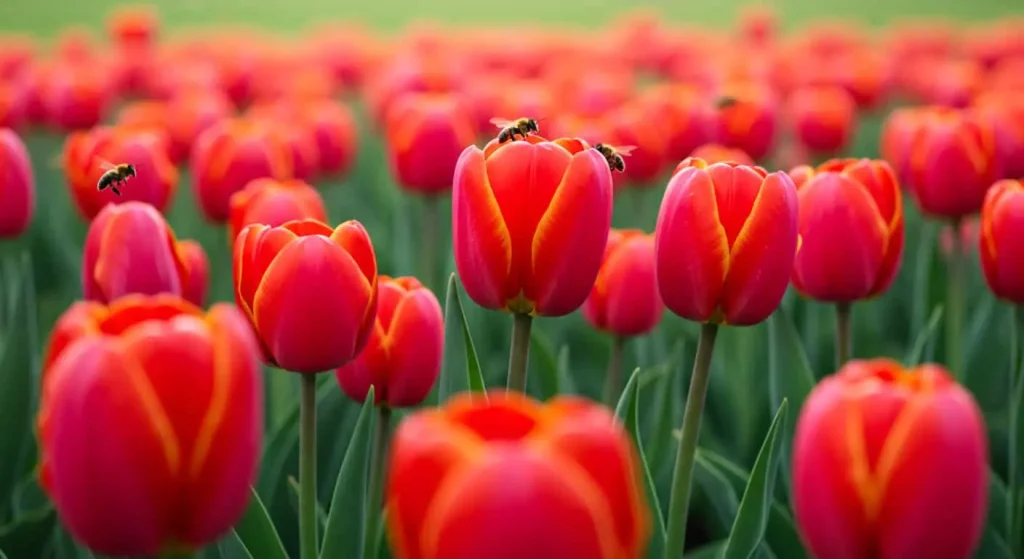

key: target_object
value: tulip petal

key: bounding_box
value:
[91,206,186,301]
[384,288,444,407]
[330,220,378,286]
[233,225,297,316]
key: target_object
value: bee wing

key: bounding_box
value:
[489,117,514,128]
[614,145,638,156]
[95,157,117,171]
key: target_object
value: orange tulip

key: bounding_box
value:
[227,177,328,244]
[980,179,1024,303]
[44,62,113,131]
[582,229,663,337]
[684,143,754,166]
[384,92,476,194]
[82,201,191,304]
[710,80,778,161]
[0,127,34,237]
[973,94,1024,180]
[296,99,358,178]
[164,89,233,164]
[788,85,857,155]
[880,106,929,185]
[248,103,321,182]
[233,219,378,373]
[452,135,613,316]
[0,81,26,130]
[791,158,904,302]
[39,295,263,557]
[335,275,443,407]
[106,5,159,49]
[386,390,651,559]
[179,239,210,308]
[640,84,713,163]
[655,158,798,325]
[190,117,294,223]
[793,359,988,559]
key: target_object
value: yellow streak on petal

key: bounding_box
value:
[125,353,182,475]
[189,315,234,477]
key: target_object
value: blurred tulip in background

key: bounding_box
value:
[0,127,34,237]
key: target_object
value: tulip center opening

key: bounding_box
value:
[451,405,538,442]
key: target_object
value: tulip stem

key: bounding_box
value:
[1009,306,1024,555]
[946,217,965,380]
[362,406,392,559]
[665,323,719,559]
[299,374,318,559]
[422,195,441,293]
[603,335,626,406]
[834,302,853,367]
[507,313,533,392]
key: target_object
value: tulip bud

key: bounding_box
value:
[582,229,664,337]
[335,276,443,407]
[452,135,613,317]
[384,92,476,194]
[190,117,294,223]
[683,143,755,167]
[0,81,26,130]
[791,158,904,302]
[0,127,34,237]
[39,295,263,557]
[655,158,798,325]
[228,178,328,245]
[793,359,987,559]
[248,105,320,182]
[44,62,113,131]
[82,201,189,303]
[386,390,651,559]
[164,89,233,165]
[879,106,927,185]
[788,85,857,155]
[980,179,1024,303]
[710,81,778,161]
[179,239,209,308]
[639,84,713,163]
[297,99,358,178]
[233,219,378,373]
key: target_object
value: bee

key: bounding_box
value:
[593,143,636,173]
[96,159,137,196]
[715,95,740,109]
[490,117,541,144]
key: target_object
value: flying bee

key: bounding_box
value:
[96,159,137,197]
[715,95,740,109]
[593,143,636,173]
[490,117,541,144]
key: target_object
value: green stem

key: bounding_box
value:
[299,374,318,559]
[422,195,441,293]
[946,217,965,380]
[1010,306,1024,555]
[835,302,853,368]
[602,335,626,406]
[362,406,393,559]
[506,313,533,392]
[664,323,719,559]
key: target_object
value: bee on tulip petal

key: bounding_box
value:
[715,95,740,109]
[491,117,541,144]
[96,158,137,197]
[594,143,636,173]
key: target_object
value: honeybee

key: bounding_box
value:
[96,159,137,196]
[593,143,636,173]
[715,95,740,109]
[490,117,541,143]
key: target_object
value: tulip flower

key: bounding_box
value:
[164,89,234,165]
[227,178,328,245]
[973,94,1024,180]
[640,84,713,164]
[190,117,294,223]
[793,359,988,559]
[452,134,613,391]
[386,390,651,559]
[384,92,476,195]
[980,179,1024,304]
[44,62,112,131]
[297,99,358,178]
[62,125,178,220]
[82,201,193,303]
[582,229,663,404]
[682,143,755,166]
[38,295,263,557]
[788,85,857,156]
[656,157,798,557]
[179,239,210,308]
[710,81,778,161]
[0,81,26,130]
[248,104,320,182]
[879,106,928,185]
[0,127,34,237]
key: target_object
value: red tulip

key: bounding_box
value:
[385,92,477,194]
[248,104,321,182]
[164,89,234,164]
[788,85,857,155]
[793,358,987,559]
[297,99,358,178]
[640,84,713,163]
[453,135,613,316]
[227,178,328,244]
[179,240,210,308]
[335,276,443,407]
[710,80,778,161]
[880,106,928,185]
[44,62,113,131]
[233,219,378,373]
[0,127,34,237]
[582,229,663,336]
[655,158,798,325]
[683,143,754,167]
[39,295,263,556]
[980,179,1024,303]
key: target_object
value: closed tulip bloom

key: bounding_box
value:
[793,359,987,559]
[82,202,191,303]
[655,158,798,325]
[385,92,476,194]
[906,108,999,219]
[386,390,651,559]
[179,240,209,308]
[682,143,755,167]
[788,85,858,155]
[190,118,294,223]
[710,81,778,161]
[233,219,378,373]
[164,90,233,165]
[335,276,443,407]
[640,84,713,163]
[63,125,178,220]
[453,135,613,316]
[980,179,1024,303]
[791,158,904,302]
[0,128,34,237]
[298,99,358,178]
[38,295,263,557]
[227,178,328,244]
[879,106,928,185]
[44,62,113,131]
[582,229,663,337]
[248,106,320,182]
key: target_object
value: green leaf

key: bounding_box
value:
[438,274,486,403]
[909,220,939,340]
[694,453,740,530]
[649,340,686,474]
[903,305,944,366]
[1009,306,1024,555]
[686,540,725,559]
[287,476,327,532]
[974,527,1014,559]
[320,388,376,559]
[556,344,577,395]
[721,399,789,559]
[0,254,39,522]
[232,487,289,559]
[258,380,335,505]
[0,503,55,559]
[217,530,256,559]
[613,368,666,559]
[766,309,814,494]
[529,327,560,400]
[988,469,1009,540]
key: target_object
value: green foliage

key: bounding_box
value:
[319,388,375,559]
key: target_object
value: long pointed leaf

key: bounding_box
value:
[438,274,485,403]
[319,388,377,559]
[904,305,944,366]
[233,487,288,559]
[556,344,576,395]
[721,399,789,559]
[767,310,813,497]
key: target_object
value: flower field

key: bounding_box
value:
[1,3,1023,559]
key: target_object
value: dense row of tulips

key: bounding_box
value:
[0,5,1023,559]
